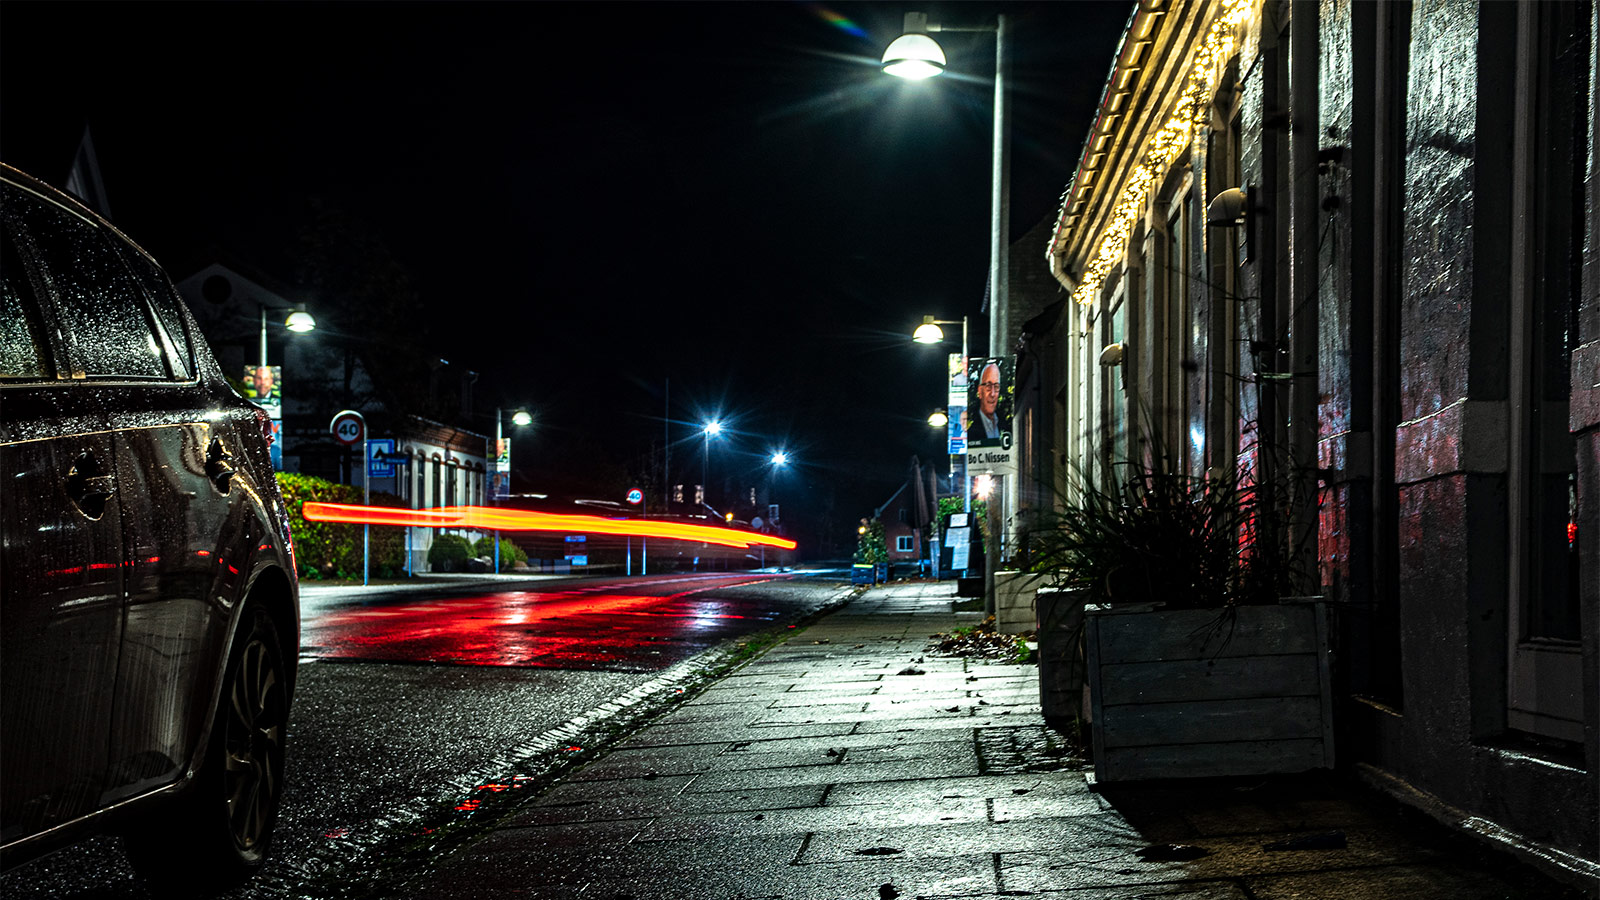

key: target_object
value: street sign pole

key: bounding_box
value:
[625,487,645,577]
[363,436,370,587]
[329,409,368,585]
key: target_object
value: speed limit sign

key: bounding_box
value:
[330,409,365,446]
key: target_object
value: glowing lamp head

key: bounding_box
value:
[725,512,735,523]
[284,309,316,333]
[912,316,944,344]
[927,411,948,428]
[771,452,789,466]
[510,410,533,427]
[882,32,946,79]
[705,420,723,437]
[973,474,995,499]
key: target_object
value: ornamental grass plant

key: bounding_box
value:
[1021,456,1307,610]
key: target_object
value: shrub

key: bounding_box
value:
[276,473,407,580]
[428,534,474,573]
[853,518,887,564]
[473,536,527,567]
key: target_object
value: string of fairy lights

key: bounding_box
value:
[1066,0,1254,309]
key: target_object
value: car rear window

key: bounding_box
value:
[116,245,194,381]
[1,182,169,380]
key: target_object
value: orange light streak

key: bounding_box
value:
[299,503,799,550]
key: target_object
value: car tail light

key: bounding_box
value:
[253,407,275,446]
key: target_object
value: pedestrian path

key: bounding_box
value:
[397,581,1580,899]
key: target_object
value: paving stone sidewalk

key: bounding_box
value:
[398,581,1579,900]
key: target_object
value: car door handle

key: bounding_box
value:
[65,452,115,519]
[205,438,235,492]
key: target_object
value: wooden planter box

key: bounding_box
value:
[1036,588,1089,724]
[1085,601,1335,783]
[993,570,1049,634]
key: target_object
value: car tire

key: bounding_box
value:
[124,604,290,896]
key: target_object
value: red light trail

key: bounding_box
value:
[298,503,798,550]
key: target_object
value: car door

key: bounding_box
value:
[101,241,248,801]
[0,184,125,846]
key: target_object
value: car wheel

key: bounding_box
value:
[125,605,290,896]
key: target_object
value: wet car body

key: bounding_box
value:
[1,163,299,891]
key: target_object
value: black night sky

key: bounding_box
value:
[1,1,1130,547]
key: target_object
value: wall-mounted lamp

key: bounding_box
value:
[1098,342,1125,367]
[1206,185,1254,261]
[1206,187,1249,225]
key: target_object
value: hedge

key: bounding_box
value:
[276,473,409,580]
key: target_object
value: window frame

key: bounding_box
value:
[1504,0,1587,743]
[0,178,189,385]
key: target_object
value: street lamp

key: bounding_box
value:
[492,407,533,573]
[881,13,945,79]
[258,303,316,373]
[254,303,314,470]
[885,13,1011,359]
[756,450,792,570]
[912,314,971,512]
[702,419,723,510]
[914,314,973,582]
[913,315,969,362]
[890,10,1012,600]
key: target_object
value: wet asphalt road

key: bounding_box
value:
[0,571,849,899]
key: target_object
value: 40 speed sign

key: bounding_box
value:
[330,409,365,445]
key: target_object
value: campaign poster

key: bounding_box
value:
[243,365,283,469]
[965,356,1015,476]
[491,437,511,500]
[243,365,282,418]
[947,352,967,455]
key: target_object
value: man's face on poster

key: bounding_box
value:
[976,364,1000,416]
[254,366,275,398]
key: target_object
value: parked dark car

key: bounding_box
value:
[0,163,299,895]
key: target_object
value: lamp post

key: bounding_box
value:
[761,451,790,570]
[258,303,316,372]
[255,304,315,471]
[921,312,966,506]
[492,407,533,573]
[913,315,971,578]
[884,14,1010,358]
[702,419,722,511]
[888,13,1011,600]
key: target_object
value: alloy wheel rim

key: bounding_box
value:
[223,635,285,851]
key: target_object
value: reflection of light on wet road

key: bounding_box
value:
[301,576,788,671]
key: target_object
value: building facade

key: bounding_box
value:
[1029,0,1596,887]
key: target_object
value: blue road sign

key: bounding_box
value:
[368,438,396,478]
